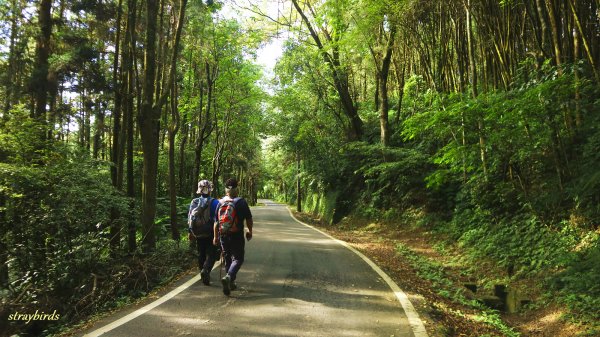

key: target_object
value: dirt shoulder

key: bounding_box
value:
[292,211,585,337]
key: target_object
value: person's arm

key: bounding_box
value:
[245,217,253,241]
[213,221,219,245]
[188,199,195,241]
[244,199,253,241]
[212,200,220,246]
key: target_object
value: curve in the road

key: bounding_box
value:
[82,200,429,337]
[286,206,429,337]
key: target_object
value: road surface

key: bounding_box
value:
[80,200,426,337]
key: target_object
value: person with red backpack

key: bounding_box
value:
[212,178,253,295]
[188,180,220,285]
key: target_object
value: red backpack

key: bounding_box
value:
[218,197,239,235]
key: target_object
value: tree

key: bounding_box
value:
[139,0,188,252]
[31,0,53,137]
[291,0,363,140]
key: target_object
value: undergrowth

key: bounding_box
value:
[0,194,196,337]
[395,243,520,337]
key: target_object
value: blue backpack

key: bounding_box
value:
[188,197,214,237]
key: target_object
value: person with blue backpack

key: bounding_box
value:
[188,180,220,286]
[213,178,253,295]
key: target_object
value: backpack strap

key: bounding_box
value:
[188,198,199,222]
[188,198,199,236]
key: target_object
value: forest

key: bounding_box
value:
[1,0,599,336]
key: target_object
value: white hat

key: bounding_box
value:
[196,180,213,194]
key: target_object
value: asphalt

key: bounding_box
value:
[79,200,416,337]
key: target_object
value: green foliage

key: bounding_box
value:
[553,235,600,324]
[0,109,186,335]
[269,49,600,330]
[449,207,576,275]
[395,243,520,336]
[343,142,430,211]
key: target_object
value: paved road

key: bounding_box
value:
[80,200,420,337]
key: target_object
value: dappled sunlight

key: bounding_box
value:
[78,202,417,337]
[135,294,410,337]
[538,311,562,324]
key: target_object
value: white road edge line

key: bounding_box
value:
[84,260,222,337]
[287,207,429,337]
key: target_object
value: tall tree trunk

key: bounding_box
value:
[32,0,52,138]
[193,63,216,195]
[3,0,21,121]
[545,0,562,67]
[192,76,205,195]
[109,0,124,254]
[465,0,488,178]
[569,0,599,82]
[178,113,189,191]
[378,25,396,147]
[84,93,91,152]
[465,0,478,97]
[572,10,582,129]
[0,194,8,288]
[139,0,160,252]
[168,81,180,242]
[535,0,551,61]
[139,0,188,252]
[393,46,406,126]
[93,103,105,159]
[296,151,301,212]
[126,89,136,253]
[126,0,138,253]
[193,77,207,193]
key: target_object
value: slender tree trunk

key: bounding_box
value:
[168,81,180,242]
[193,75,208,192]
[545,0,562,67]
[0,194,8,287]
[378,25,396,147]
[465,0,478,97]
[572,16,582,129]
[108,0,124,254]
[178,113,188,191]
[139,0,160,252]
[569,0,599,82]
[32,0,52,139]
[465,0,488,178]
[93,103,105,159]
[296,151,301,212]
[84,93,91,152]
[126,0,138,253]
[535,0,551,61]
[193,63,215,194]
[126,93,136,252]
[3,0,21,120]
[139,0,188,252]
[393,46,406,126]
[155,0,166,103]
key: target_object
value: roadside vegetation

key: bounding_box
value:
[1,1,263,336]
[263,1,600,336]
[1,0,599,336]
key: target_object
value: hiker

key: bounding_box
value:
[188,179,220,285]
[213,178,253,295]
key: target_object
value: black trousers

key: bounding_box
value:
[220,233,245,282]
[196,236,218,273]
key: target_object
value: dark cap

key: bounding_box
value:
[225,178,238,189]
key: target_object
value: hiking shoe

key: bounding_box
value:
[201,271,210,286]
[221,275,231,295]
[230,281,237,291]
